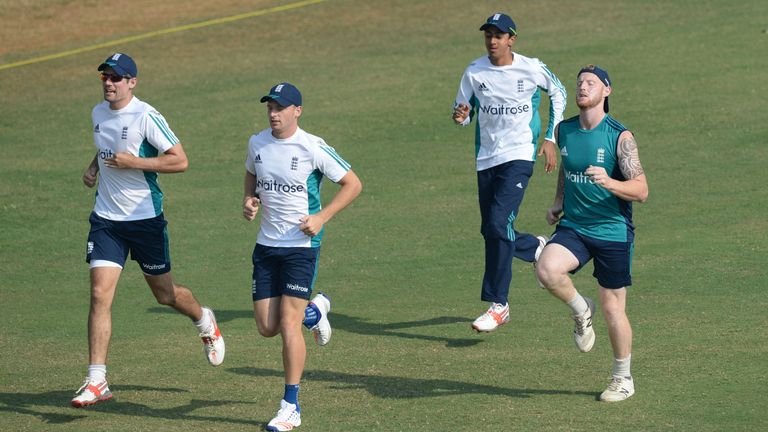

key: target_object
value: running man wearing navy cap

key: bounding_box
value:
[72,53,225,407]
[452,13,567,332]
[536,65,648,402]
[243,82,362,431]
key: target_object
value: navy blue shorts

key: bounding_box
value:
[549,226,633,289]
[86,212,171,275]
[251,244,320,301]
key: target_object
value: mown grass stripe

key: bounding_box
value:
[0,0,326,72]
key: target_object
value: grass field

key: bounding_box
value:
[1,0,767,430]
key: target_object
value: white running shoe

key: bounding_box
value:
[266,399,302,431]
[533,235,548,288]
[71,379,112,408]
[200,307,225,366]
[471,302,510,332]
[309,292,332,346]
[600,376,635,402]
[572,297,596,352]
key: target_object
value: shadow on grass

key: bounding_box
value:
[149,307,481,348]
[230,367,597,400]
[0,384,260,426]
[332,312,481,348]
[147,306,251,324]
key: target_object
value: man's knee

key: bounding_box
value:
[255,319,280,337]
[279,315,303,334]
[602,301,626,319]
[601,296,627,321]
[90,284,112,301]
[536,258,566,289]
[145,273,177,305]
[150,282,177,306]
[256,325,279,338]
[153,290,176,306]
[89,267,121,304]
[253,309,280,337]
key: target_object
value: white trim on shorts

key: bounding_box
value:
[89,259,124,269]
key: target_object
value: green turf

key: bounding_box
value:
[1,0,767,430]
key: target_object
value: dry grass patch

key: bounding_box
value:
[0,0,283,58]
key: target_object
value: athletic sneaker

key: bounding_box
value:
[266,399,302,431]
[309,292,332,346]
[600,376,635,402]
[533,235,548,288]
[200,307,225,366]
[71,379,112,408]
[572,297,596,352]
[471,302,510,332]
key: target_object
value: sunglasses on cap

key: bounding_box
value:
[100,72,130,83]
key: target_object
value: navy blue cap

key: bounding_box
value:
[578,65,611,113]
[260,82,302,107]
[480,13,517,35]
[98,53,137,77]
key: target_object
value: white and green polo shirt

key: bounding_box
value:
[245,127,350,248]
[91,96,179,221]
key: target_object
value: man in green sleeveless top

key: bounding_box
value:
[536,65,649,402]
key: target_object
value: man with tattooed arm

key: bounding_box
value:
[535,65,649,402]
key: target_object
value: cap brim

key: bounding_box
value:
[260,95,294,107]
[98,61,130,77]
[479,23,516,34]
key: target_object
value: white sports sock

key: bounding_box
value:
[87,364,107,383]
[194,307,214,334]
[567,293,589,316]
[612,355,632,378]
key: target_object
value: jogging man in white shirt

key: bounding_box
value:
[243,82,362,431]
[72,53,224,408]
[452,13,567,332]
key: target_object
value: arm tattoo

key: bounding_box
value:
[618,134,645,179]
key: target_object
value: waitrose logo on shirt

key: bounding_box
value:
[257,178,305,193]
[478,103,530,116]
[564,169,595,184]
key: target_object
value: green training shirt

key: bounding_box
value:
[557,114,634,242]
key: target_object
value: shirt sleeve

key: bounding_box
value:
[454,67,475,126]
[314,139,351,183]
[245,135,256,175]
[143,110,180,153]
[534,60,567,143]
